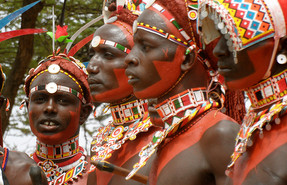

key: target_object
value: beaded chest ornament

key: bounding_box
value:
[33,135,88,184]
[90,99,151,164]
[226,70,287,174]
[126,87,219,180]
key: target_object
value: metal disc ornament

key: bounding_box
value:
[46,82,58,94]
[48,64,60,74]
[91,36,101,48]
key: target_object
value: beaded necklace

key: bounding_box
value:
[245,69,287,109]
[126,88,219,180]
[35,135,79,160]
[32,135,88,184]
[226,71,287,174]
[90,99,151,163]
[110,99,148,125]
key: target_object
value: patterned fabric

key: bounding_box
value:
[126,0,148,15]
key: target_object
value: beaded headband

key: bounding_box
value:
[134,2,196,54]
[30,66,84,95]
[91,35,131,54]
[137,22,189,48]
[152,3,194,45]
[30,82,87,104]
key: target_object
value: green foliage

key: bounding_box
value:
[0,0,104,74]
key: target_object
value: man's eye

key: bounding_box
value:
[57,98,69,105]
[33,97,45,103]
[142,43,152,52]
[104,52,115,59]
[88,48,96,58]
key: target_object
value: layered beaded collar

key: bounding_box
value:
[110,99,148,125]
[226,70,287,174]
[156,87,207,128]
[126,88,219,180]
[35,135,79,160]
[32,135,88,184]
[245,69,287,109]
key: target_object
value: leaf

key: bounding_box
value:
[57,35,69,43]
[46,32,54,39]
[64,39,73,43]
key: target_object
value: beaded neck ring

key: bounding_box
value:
[91,35,131,54]
[245,69,287,109]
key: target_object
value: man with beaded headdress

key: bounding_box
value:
[24,53,92,185]
[123,0,241,184]
[198,0,287,184]
[86,1,161,185]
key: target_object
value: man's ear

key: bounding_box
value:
[79,104,92,125]
[278,36,287,53]
[181,50,196,72]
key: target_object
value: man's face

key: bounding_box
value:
[28,72,82,145]
[125,9,186,99]
[87,24,133,103]
[213,36,274,90]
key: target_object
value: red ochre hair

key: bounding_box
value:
[109,3,138,26]
[24,54,92,104]
[153,0,246,123]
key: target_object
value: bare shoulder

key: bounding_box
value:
[201,118,239,146]
[8,151,35,166]
[5,151,47,185]
[200,117,239,184]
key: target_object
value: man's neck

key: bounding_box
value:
[157,61,209,104]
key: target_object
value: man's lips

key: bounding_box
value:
[38,120,60,132]
[125,70,139,84]
[217,61,233,74]
[88,78,103,89]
